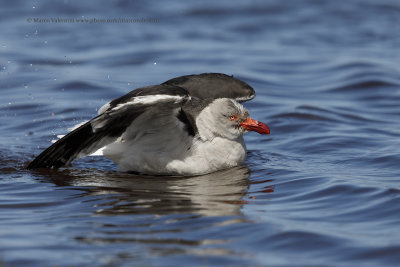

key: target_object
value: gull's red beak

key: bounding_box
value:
[240,117,270,135]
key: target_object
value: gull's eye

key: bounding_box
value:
[229,115,238,121]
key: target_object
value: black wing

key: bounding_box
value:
[28,84,190,169]
[163,73,255,102]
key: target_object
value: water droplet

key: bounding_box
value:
[24,84,28,88]
[69,61,72,64]
[127,82,131,86]
[30,63,33,67]
[2,66,6,70]
[53,78,57,81]
[7,60,11,64]
[107,75,110,79]
[8,102,11,105]
[44,40,48,44]
[32,6,36,9]
[154,62,157,65]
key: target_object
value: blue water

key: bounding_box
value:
[1,0,400,266]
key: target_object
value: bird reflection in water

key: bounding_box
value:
[35,165,255,217]
[30,164,275,254]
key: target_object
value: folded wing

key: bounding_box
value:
[163,73,255,102]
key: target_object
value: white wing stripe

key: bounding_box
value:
[112,94,188,111]
[98,102,111,115]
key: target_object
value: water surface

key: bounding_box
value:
[1,0,400,266]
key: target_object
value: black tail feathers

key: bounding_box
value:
[27,121,110,169]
